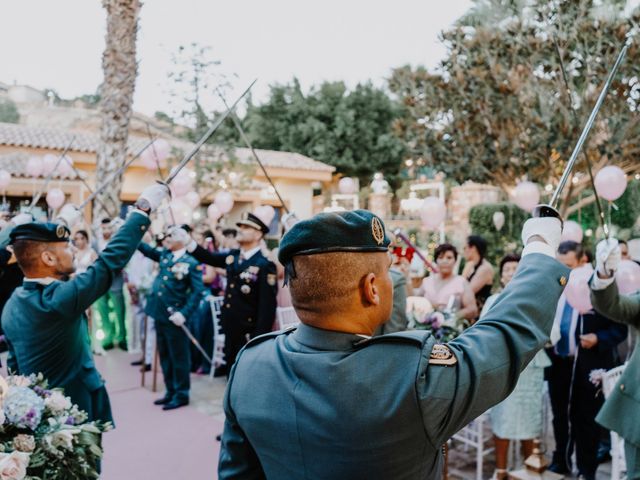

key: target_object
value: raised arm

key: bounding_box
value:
[188,243,229,269]
[591,282,640,329]
[137,242,162,262]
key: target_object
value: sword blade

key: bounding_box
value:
[164,79,257,185]
[180,323,213,365]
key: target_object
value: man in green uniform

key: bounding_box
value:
[590,238,640,479]
[1,183,169,423]
[218,210,568,479]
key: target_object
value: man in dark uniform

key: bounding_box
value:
[218,210,569,479]
[184,212,277,375]
[1,184,168,423]
[138,225,204,410]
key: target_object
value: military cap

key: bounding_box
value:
[9,222,70,244]
[237,212,270,235]
[278,209,390,266]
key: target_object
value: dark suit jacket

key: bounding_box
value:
[190,245,277,337]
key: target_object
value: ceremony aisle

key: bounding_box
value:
[96,350,227,480]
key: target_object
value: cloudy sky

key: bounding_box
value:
[1,0,472,116]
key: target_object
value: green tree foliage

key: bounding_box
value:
[0,98,19,123]
[245,79,407,188]
[389,0,640,214]
[469,202,530,267]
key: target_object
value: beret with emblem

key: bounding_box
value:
[9,222,70,244]
[278,209,390,266]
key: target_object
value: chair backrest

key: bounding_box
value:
[276,306,300,330]
[602,363,627,399]
[209,296,224,334]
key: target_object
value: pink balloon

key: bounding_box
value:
[338,177,356,194]
[169,199,192,225]
[58,155,74,177]
[42,154,58,175]
[214,191,234,214]
[185,191,201,209]
[46,188,65,209]
[170,175,193,197]
[140,152,158,171]
[594,166,627,201]
[561,220,584,243]
[420,197,446,230]
[512,181,540,212]
[615,260,640,295]
[207,204,222,222]
[26,156,43,177]
[0,170,10,190]
[152,139,171,162]
[141,139,171,169]
[254,205,276,226]
[564,264,593,313]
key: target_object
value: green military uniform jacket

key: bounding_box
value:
[1,212,151,423]
[218,253,569,479]
[137,244,204,324]
[591,282,640,446]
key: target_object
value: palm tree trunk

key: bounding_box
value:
[94,0,141,220]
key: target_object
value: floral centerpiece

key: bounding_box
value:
[406,295,470,343]
[0,373,111,480]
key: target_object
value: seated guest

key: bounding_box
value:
[422,243,477,321]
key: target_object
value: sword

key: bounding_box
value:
[58,152,111,216]
[167,307,213,365]
[163,79,257,185]
[28,136,76,211]
[393,228,438,273]
[145,123,177,225]
[552,36,609,238]
[78,138,156,210]
[215,88,290,215]
[533,37,631,222]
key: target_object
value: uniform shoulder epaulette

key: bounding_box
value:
[356,329,432,348]
[244,326,297,349]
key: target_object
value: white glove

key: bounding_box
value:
[186,238,198,252]
[11,213,33,226]
[596,238,621,278]
[169,311,186,327]
[136,183,170,212]
[56,204,82,229]
[521,217,562,252]
[170,226,191,246]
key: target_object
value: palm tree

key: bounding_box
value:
[94,0,141,220]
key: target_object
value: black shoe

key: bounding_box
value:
[102,343,114,351]
[153,395,172,406]
[548,463,571,475]
[162,399,189,410]
[117,341,128,351]
[216,434,222,442]
[142,363,151,372]
[131,359,144,366]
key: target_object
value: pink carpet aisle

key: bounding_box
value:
[95,350,225,480]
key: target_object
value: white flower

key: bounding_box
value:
[0,451,30,480]
[44,428,79,451]
[6,377,29,388]
[44,391,72,414]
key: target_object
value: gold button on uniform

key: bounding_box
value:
[163,276,168,280]
[226,304,230,308]
[158,292,163,297]
[230,284,235,288]
[620,384,625,391]
[559,276,567,287]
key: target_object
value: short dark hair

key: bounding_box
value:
[499,253,521,276]
[558,240,584,258]
[467,235,488,258]
[12,240,48,272]
[619,239,628,247]
[74,230,89,241]
[222,228,237,238]
[434,243,458,261]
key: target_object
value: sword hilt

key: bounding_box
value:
[532,204,563,227]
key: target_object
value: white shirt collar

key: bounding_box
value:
[24,277,58,286]
[172,248,187,260]
[240,246,261,260]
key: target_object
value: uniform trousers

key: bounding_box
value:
[155,320,190,402]
[223,328,249,375]
[95,288,126,346]
[627,441,640,480]
[547,355,603,478]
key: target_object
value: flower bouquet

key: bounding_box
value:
[407,295,469,343]
[0,373,111,480]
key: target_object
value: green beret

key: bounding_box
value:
[9,222,70,244]
[278,210,390,266]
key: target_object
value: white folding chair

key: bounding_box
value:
[602,363,628,480]
[276,306,300,330]
[450,412,494,480]
[209,296,225,378]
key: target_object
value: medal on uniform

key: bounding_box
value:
[241,284,251,294]
[226,255,234,265]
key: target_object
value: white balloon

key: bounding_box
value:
[42,154,58,175]
[255,205,276,226]
[26,156,43,177]
[561,220,584,243]
[420,197,446,230]
[214,191,234,214]
[338,177,356,194]
[46,188,65,209]
[512,182,540,212]
[0,170,11,190]
[184,191,201,209]
[207,204,222,222]
[492,211,505,231]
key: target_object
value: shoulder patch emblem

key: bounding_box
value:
[371,217,385,245]
[267,273,277,286]
[429,344,457,366]
[226,255,234,265]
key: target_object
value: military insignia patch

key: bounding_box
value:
[267,273,277,286]
[248,266,260,274]
[428,344,457,366]
[226,255,234,265]
[56,225,67,239]
[371,217,385,245]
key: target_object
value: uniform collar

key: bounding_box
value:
[240,246,261,260]
[291,323,367,351]
[172,248,187,260]
[23,277,58,287]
